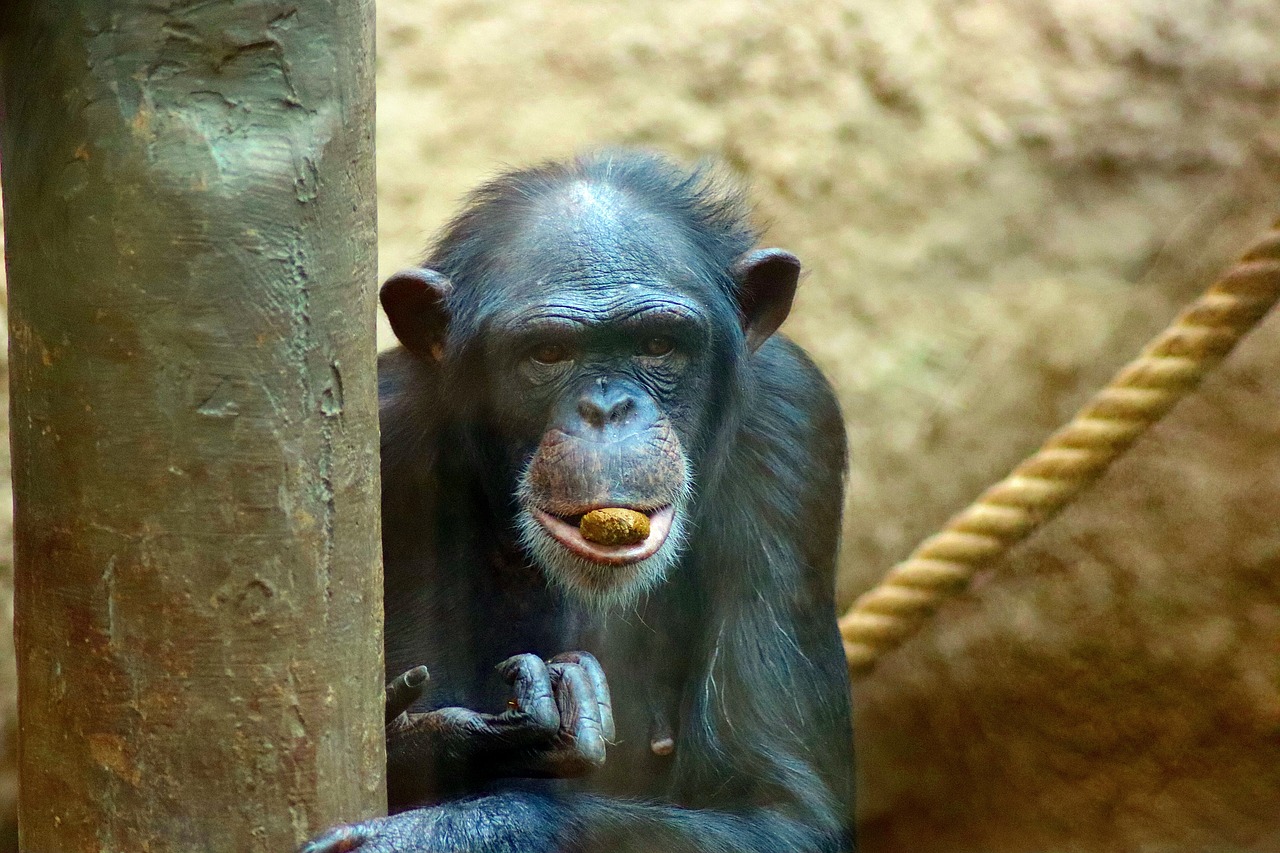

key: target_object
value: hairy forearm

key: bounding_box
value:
[314,790,851,853]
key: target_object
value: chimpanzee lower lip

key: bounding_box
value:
[531,505,674,566]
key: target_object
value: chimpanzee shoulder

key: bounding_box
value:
[749,333,846,472]
[734,332,848,575]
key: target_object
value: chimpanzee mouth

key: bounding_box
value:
[530,505,676,566]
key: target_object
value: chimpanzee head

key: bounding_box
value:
[380,151,799,608]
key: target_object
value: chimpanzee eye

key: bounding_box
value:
[641,336,675,358]
[529,343,571,365]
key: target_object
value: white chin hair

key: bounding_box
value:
[516,506,688,611]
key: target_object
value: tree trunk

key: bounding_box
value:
[0,2,384,850]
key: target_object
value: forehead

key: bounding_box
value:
[528,182,681,272]
[486,182,719,322]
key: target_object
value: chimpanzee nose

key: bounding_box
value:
[577,385,636,429]
[557,379,654,440]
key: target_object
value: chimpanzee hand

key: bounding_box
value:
[387,651,615,791]
[493,651,615,776]
[301,662,609,853]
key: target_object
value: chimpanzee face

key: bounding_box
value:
[478,200,722,606]
[380,180,798,609]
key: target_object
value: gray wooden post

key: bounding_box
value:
[0,2,385,849]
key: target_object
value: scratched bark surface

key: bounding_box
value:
[0,2,384,851]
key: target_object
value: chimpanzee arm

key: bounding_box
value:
[306,791,849,853]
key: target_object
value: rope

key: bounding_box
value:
[839,219,1280,676]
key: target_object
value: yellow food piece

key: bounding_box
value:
[579,508,650,546]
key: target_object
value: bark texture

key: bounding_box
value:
[0,2,384,850]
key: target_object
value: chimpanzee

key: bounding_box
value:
[305,150,855,853]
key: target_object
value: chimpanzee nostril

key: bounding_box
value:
[607,397,634,425]
[578,398,607,429]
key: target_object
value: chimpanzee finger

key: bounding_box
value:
[300,823,369,853]
[496,653,558,733]
[550,651,614,741]
[384,665,430,725]
[548,661,606,769]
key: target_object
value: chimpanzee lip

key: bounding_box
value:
[531,505,675,566]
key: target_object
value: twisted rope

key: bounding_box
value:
[840,219,1280,676]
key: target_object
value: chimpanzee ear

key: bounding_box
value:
[731,248,800,353]
[380,268,454,362]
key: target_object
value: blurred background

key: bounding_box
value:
[2,0,1280,849]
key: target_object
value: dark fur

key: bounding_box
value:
[320,152,854,853]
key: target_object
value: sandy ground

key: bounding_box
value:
[2,0,1280,849]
